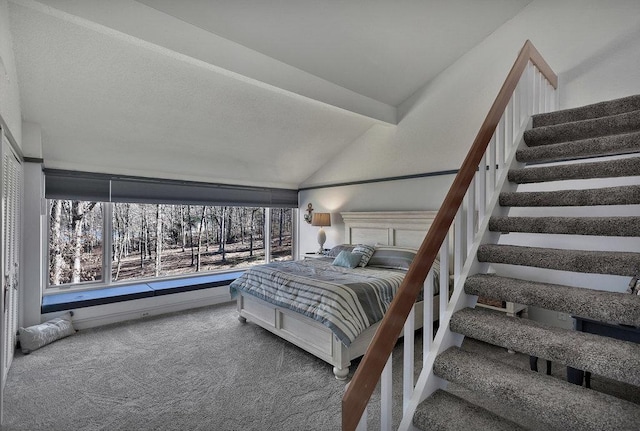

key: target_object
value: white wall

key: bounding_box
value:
[559,22,640,108]
[0,0,22,145]
[301,0,640,190]
[298,173,454,255]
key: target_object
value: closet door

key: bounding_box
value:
[0,130,22,422]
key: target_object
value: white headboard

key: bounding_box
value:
[340,211,438,249]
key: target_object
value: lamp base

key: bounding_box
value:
[317,227,326,254]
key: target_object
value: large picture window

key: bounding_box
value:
[48,200,294,288]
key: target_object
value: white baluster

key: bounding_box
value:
[538,71,545,114]
[545,82,550,112]
[381,356,392,431]
[466,179,475,256]
[496,115,505,168]
[477,153,486,224]
[438,236,449,325]
[527,61,534,118]
[356,408,367,431]
[517,77,526,129]
[454,208,464,283]
[513,79,521,130]
[423,271,434,366]
[488,134,496,193]
[533,68,540,115]
[505,97,513,160]
[403,306,415,414]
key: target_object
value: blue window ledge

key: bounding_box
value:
[41,271,244,314]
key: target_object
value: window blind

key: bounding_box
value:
[44,169,298,208]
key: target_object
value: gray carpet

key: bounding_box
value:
[488,215,639,237]
[4,302,637,430]
[507,156,640,184]
[465,274,640,326]
[532,94,640,127]
[499,185,640,207]
[3,302,404,431]
[516,131,640,164]
[477,244,640,276]
[433,347,640,431]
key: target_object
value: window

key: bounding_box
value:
[48,201,103,286]
[48,200,295,288]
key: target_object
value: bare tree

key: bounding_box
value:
[180,205,186,252]
[249,208,259,257]
[113,203,130,280]
[220,207,227,262]
[196,206,206,271]
[155,204,162,276]
[49,200,64,285]
[278,209,284,246]
[71,201,97,283]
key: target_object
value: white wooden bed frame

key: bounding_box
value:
[236,211,440,380]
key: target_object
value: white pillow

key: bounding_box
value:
[19,312,76,354]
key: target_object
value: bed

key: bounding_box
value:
[232,211,442,380]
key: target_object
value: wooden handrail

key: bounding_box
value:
[342,40,557,431]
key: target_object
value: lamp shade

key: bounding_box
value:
[311,212,331,227]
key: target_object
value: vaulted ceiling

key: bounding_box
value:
[9,0,531,189]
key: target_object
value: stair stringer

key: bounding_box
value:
[398,120,531,431]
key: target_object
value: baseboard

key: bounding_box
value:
[42,286,232,330]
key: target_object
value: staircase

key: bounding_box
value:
[413,95,640,430]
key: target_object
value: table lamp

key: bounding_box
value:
[311,213,331,254]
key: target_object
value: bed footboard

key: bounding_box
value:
[237,292,438,380]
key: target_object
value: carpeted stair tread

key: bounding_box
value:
[488,215,640,237]
[433,347,640,431]
[533,94,640,128]
[508,156,640,184]
[413,389,526,431]
[465,274,640,327]
[524,109,640,147]
[450,307,640,386]
[499,185,640,207]
[516,131,640,164]
[477,244,640,276]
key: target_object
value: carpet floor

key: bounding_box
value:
[3,302,637,431]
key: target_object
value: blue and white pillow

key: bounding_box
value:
[332,250,363,268]
[352,244,375,267]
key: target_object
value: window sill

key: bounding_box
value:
[41,271,244,314]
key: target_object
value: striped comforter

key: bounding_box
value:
[230,258,408,347]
